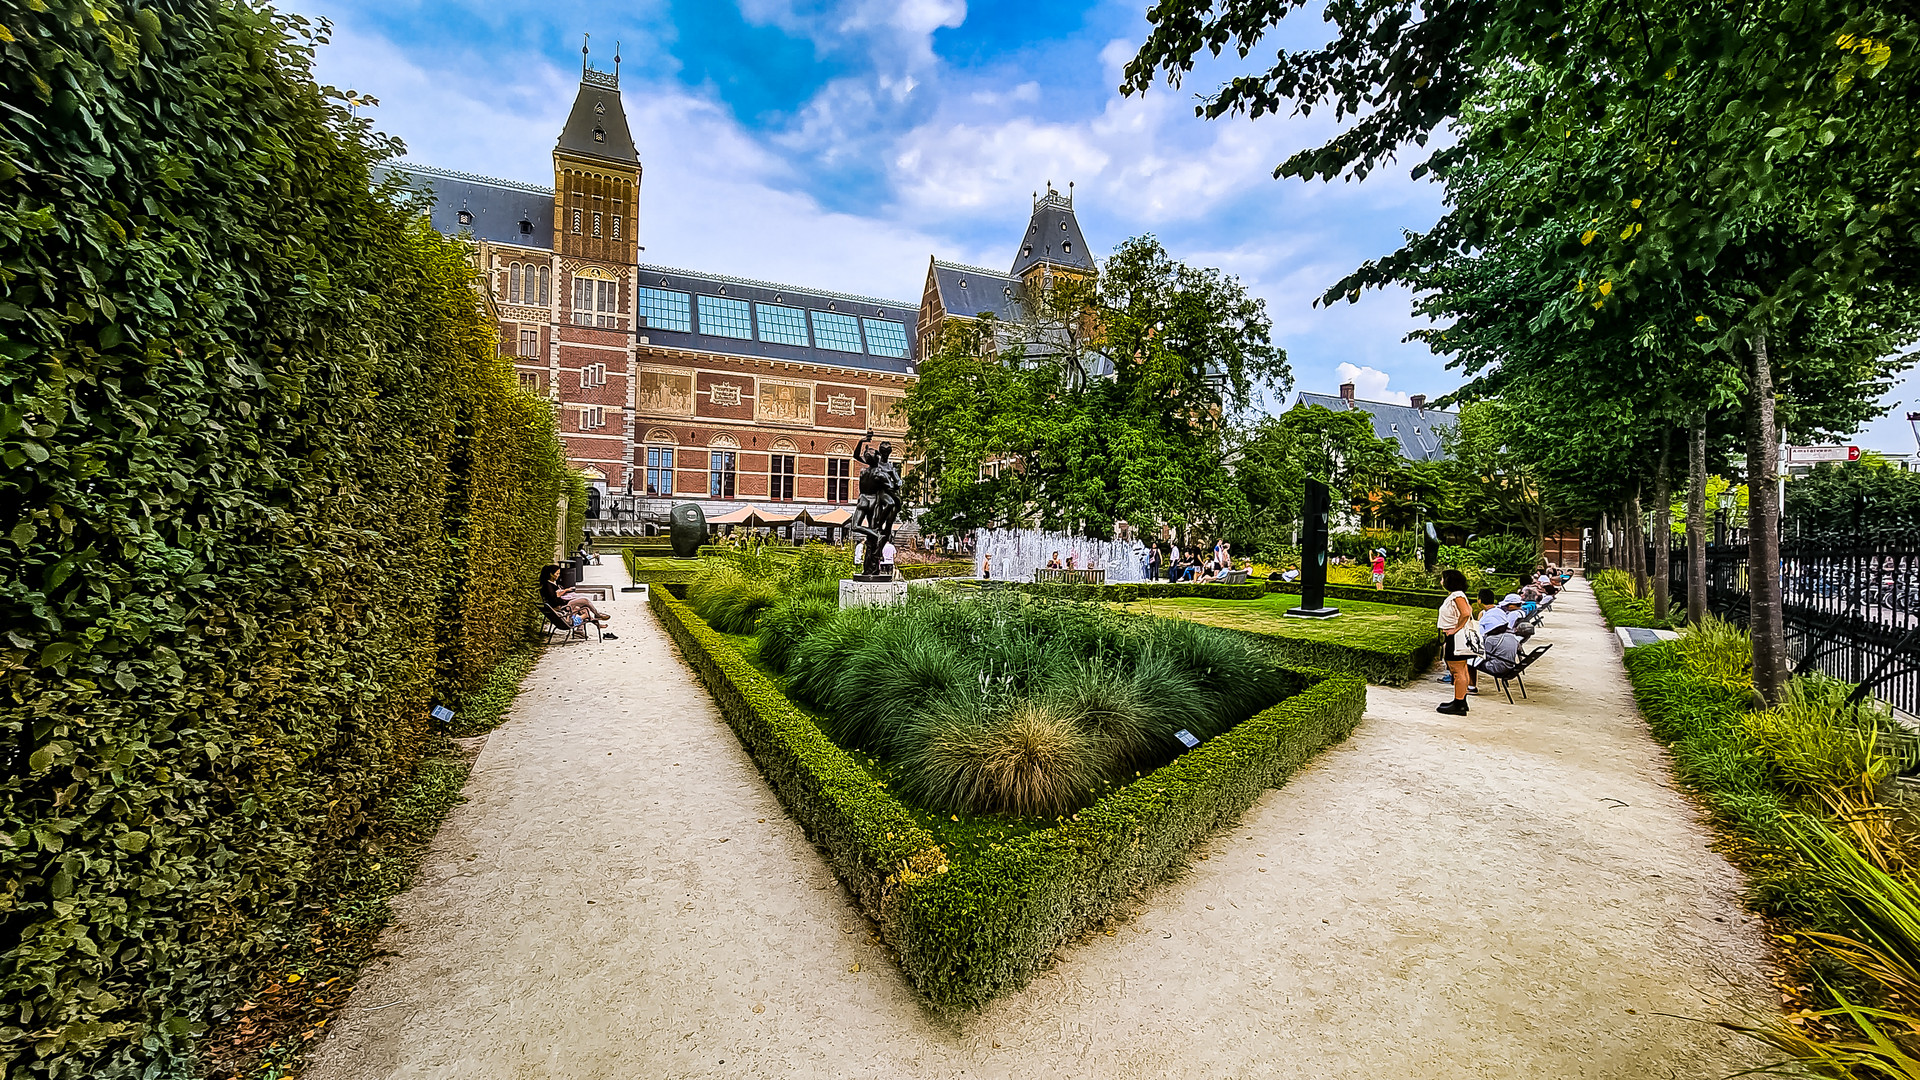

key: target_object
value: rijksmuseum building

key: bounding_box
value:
[389,54,1095,527]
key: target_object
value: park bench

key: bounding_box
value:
[1489,643,1552,704]
[1033,568,1106,585]
[1214,569,1251,584]
[541,604,601,645]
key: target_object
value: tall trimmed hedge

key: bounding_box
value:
[0,4,564,1076]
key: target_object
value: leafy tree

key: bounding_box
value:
[1225,403,1401,553]
[1785,455,1920,540]
[1124,5,1920,699]
[904,236,1289,540]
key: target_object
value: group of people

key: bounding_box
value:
[1144,540,1248,584]
[1434,563,1567,713]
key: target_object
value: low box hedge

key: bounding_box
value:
[900,562,974,580]
[1256,629,1443,687]
[1265,581,1449,609]
[651,589,1366,1012]
[650,589,947,912]
[1018,580,1269,602]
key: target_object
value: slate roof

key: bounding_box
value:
[1009,189,1095,278]
[628,264,921,375]
[929,259,1023,321]
[377,163,554,250]
[1296,391,1457,461]
[556,73,639,163]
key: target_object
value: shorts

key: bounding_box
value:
[1442,629,1464,662]
[1372,572,1385,584]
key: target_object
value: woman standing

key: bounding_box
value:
[1436,568,1474,714]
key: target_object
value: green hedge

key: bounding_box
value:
[0,6,562,1075]
[649,591,947,911]
[1256,630,1442,687]
[1019,581,1269,602]
[1265,581,1450,609]
[899,562,973,580]
[653,589,1366,1012]
[1591,569,1675,628]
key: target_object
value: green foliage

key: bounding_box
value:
[1267,580,1450,609]
[446,643,542,738]
[0,5,563,1074]
[1120,594,1446,686]
[883,666,1366,1012]
[1787,456,1920,542]
[903,236,1289,539]
[656,586,1365,1013]
[756,596,837,676]
[1019,580,1268,602]
[1225,404,1403,552]
[1466,533,1542,573]
[647,591,948,912]
[774,591,1293,817]
[1591,568,1677,628]
[686,562,783,634]
[899,562,974,581]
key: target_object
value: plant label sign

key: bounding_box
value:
[430,705,455,724]
[1174,729,1200,749]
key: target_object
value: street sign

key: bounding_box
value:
[1787,445,1860,463]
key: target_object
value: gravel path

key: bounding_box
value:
[306,570,1777,1079]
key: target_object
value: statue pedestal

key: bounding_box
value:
[839,579,909,609]
[1283,606,1341,619]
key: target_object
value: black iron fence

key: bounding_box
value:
[1658,539,1920,716]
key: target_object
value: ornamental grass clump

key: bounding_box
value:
[687,561,783,633]
[1744,676,1901,865]
[759,589,1292,818]
[898,698,1102,817]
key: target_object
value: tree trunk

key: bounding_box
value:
[1630,490,1649,598]
[1599,509,1611,569]
[1652,429,1671,623]
[1687,417,1708,627]
[1747,331,1789,703]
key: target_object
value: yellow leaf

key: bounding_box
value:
[1663,66,1676,80]
[1695,315,1709,324]
[1591,299,1605,310]
[1630,198,1642,209]
[1598,280,1613,296]
[1580,229,1597,245]
[0,24,13,42]
[287,973,301,983]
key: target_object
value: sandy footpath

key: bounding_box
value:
[305,568,1776,1079]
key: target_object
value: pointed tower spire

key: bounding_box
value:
[1011,179,1095,282]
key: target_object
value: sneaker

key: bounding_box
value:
[1438,672,1454,684]
[1436,700,1468,715]
[602,632,619,640]
[1466,685,1479,695]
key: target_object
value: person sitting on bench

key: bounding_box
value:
[541,564,616,639]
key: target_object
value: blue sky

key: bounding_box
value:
[290,0,1916,450]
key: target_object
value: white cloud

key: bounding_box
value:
[1335,363,1411,405]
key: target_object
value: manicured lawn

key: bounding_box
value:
[1119,593,1441,685]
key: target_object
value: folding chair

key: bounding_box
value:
[1495,643,1553,703]
[541,604,601,644]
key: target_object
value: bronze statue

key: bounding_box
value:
[849,430,902,578]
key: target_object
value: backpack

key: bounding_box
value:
[1458,619,1485,658]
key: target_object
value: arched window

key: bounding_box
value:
[538,265,551,307]
[509,264,522,303]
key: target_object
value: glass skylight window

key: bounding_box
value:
[697,295,752,339]
[756,303,809,346]
[811,310,864,353]
[636,287,691,333]
[861,318,909,358]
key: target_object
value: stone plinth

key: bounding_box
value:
[839,579,909,609]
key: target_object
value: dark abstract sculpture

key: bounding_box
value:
[1284,476,1340,619]
[849,429,902,579]
[636,502,707,558]
[1423,520,1441,571]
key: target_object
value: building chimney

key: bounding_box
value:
[1410,394,1426,411]
[1338,381,1355,405]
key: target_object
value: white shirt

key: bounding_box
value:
[1437,591,1470,634]
[881,542,896,564]
[1478,609,1508,634]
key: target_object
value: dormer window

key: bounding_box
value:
[1061,222,1068,230]
[957,279,967,288]
[519,218,533,236]
[1023,245,1032,257]
[456,208,473,226]
[1062,241,1071,253]
[593,125,606,143]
